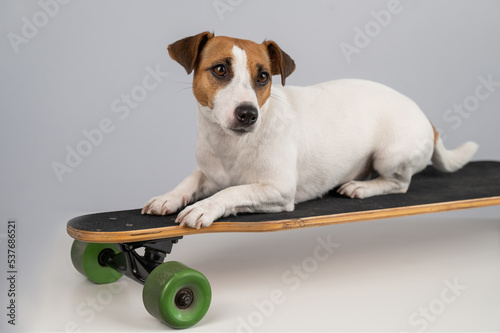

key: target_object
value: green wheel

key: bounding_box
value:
[70,240,122,284]
[143,261,211,329]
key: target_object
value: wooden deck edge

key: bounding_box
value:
[67,196,500,243]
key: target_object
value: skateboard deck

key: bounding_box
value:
[68,161,500,243]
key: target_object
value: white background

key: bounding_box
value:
[1,0,499,332]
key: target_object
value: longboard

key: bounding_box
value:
[68,161,500,243]
[67,161,500,329]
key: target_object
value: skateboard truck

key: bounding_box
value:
[98,237,183,284]
[70,237,211,329]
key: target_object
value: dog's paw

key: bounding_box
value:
[142,193,189,215]
[175,199,223,229]
[337,181,369,199]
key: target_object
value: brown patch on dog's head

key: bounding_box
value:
[167,32,296,109]
[191,36,236,109]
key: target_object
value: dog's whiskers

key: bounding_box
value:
[175,86,194,94]
[170,80,193,86]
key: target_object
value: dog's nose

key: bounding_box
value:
[235,103,258,126]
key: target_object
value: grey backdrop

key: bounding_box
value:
[1,0,499,332]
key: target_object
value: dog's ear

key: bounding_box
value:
[264,41,296,86]
[168,31,214,74]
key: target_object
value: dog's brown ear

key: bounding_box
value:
[168,31,214,74]
[264,41,295,86]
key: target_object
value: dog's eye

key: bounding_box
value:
[257,72,270,85]
[212,65,227,77]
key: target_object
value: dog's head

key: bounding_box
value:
[168,31,295,135]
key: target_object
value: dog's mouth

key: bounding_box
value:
[230,127,251,135]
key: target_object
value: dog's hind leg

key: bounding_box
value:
[337,162,412,199]
[337,137,434,199]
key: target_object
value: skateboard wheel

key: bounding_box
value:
[142,261,211,329]
[70,240,122,284]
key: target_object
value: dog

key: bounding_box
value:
[142,31,478,229]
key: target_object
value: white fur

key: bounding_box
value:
[432,138,478,172]
[142,47,477,229]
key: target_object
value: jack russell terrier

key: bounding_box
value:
[142,31,478,229]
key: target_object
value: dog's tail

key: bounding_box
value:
[431,129,478,172]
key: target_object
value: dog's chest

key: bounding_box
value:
[197,135,264,187]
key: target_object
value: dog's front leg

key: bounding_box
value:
[142,169,219,216]
[175,183,294,229]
